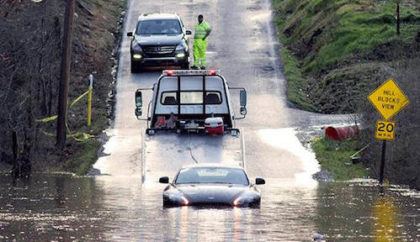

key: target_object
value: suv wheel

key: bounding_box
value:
[131,61,140,73]
[181,62,189,70]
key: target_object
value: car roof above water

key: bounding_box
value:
[138,13,180,21]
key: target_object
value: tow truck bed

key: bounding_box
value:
[141,131,245,183]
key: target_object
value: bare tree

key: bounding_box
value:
[0,0,62,176]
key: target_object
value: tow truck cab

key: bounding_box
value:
[135,70,247,134]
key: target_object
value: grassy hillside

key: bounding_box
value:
[273,0,420,188]
[273,0,420,113]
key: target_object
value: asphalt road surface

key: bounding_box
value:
[94,0,350,178]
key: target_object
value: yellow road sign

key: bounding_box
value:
[368,78,409,120]
[375,120,395,140]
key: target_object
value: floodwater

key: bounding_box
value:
[0,174,418,241]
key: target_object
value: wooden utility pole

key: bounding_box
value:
[396,3,400,36]
[57,0,76,149]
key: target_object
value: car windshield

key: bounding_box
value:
[175,167,249,185]
[136,19,182,35]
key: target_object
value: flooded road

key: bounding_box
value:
[0,175,418,241]
[1,0,418,241]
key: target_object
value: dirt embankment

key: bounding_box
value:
[0,0,126,174]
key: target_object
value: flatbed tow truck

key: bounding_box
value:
[135,70,248,182]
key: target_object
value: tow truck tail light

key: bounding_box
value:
[165,70,175,76]
[209,69,217,76]
[163,69,218,76]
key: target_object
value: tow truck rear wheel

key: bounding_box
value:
[147,129,155,136]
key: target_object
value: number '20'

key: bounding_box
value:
[378,122,394,132]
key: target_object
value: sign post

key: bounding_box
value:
[368,78,408,185]
[374,120,396,184]
[379,140,387,184]
[87,74,94,127]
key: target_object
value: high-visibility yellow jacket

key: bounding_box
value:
[194,21,211,39]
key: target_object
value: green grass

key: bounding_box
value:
[280,47,316,111]
[272,0,419,113]
[285,0,418,74]
[311,137,368,181]
[274,3,316,110]
[64,139,102,175]
[305,9,398,73]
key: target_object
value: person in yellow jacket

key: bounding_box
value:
[192,15,211,69]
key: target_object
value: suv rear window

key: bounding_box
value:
[136,19,182,35]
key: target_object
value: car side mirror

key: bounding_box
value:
[240,89,247,116]
[135,89,142,117]
[240,90,247,107]
[127,32,133,37]
[186,30,192,35]
[159,176,169,183]
[255,177,265,185]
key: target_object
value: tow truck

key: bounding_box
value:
[135,70,248,182]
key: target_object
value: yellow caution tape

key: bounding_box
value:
[40,128,92,141]
[70,90,89,108]
[37,89,93,142]
[37,115,58,123]
[41,129,55,137]
[36,90,89,123]
[66,122,93,142]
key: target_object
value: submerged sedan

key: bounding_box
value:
[159,164,265,207]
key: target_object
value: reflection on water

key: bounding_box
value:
[0,175,418,241]
[313,182,418,241]
[373,195,398,241]
[0,175,110,241]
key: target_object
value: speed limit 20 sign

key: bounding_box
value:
[375,120,395,140]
